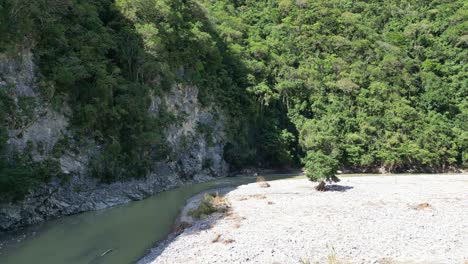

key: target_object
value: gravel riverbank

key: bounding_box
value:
[140,174,468,264]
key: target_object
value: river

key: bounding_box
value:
[0,173,302,264]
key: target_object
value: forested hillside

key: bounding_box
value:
[1,0,466,199]
[200,0,467,177]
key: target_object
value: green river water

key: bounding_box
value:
[0,174,302,264]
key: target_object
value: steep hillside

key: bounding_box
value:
[0,0,260,230]
[0,0,466,230]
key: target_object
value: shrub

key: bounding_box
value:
[189,192,230,219]
[303,151,339,182]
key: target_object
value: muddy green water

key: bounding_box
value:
[0,174,302,264]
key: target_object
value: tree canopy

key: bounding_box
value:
[200,0,467,176]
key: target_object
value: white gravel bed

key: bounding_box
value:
[144,174,468,264]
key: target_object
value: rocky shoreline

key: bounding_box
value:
[0,170,220,232]
[138,174,468,264]
[0,168,290,232]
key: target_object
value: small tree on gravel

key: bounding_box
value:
[303,151,340,191]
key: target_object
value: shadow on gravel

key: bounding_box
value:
[326,185,353,192]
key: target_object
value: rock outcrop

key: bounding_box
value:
[0,49,228,231]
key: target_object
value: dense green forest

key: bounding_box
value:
[200,0,467,180]
[1,0,467,197]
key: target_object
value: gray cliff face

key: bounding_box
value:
[160,84,228,181]
[0,50,228,231]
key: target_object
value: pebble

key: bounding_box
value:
[142,175,468,264]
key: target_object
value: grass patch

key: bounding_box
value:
[299,247,351,264]
[189,192,230,219]
[251,194,267,199]
[327,249,350,264]
[238,194,267,201]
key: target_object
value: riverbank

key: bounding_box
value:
[140,174,468,264]
[0,173,301,264]
[0,168,297,232]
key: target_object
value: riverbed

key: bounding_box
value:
[145,174,468,264]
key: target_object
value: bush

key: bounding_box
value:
[303,151,339,182]
[189,193,229,219]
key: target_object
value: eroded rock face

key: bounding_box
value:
[0,50,228,231]
[161,83,228,180]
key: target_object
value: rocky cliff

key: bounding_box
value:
[0,49,228,231]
